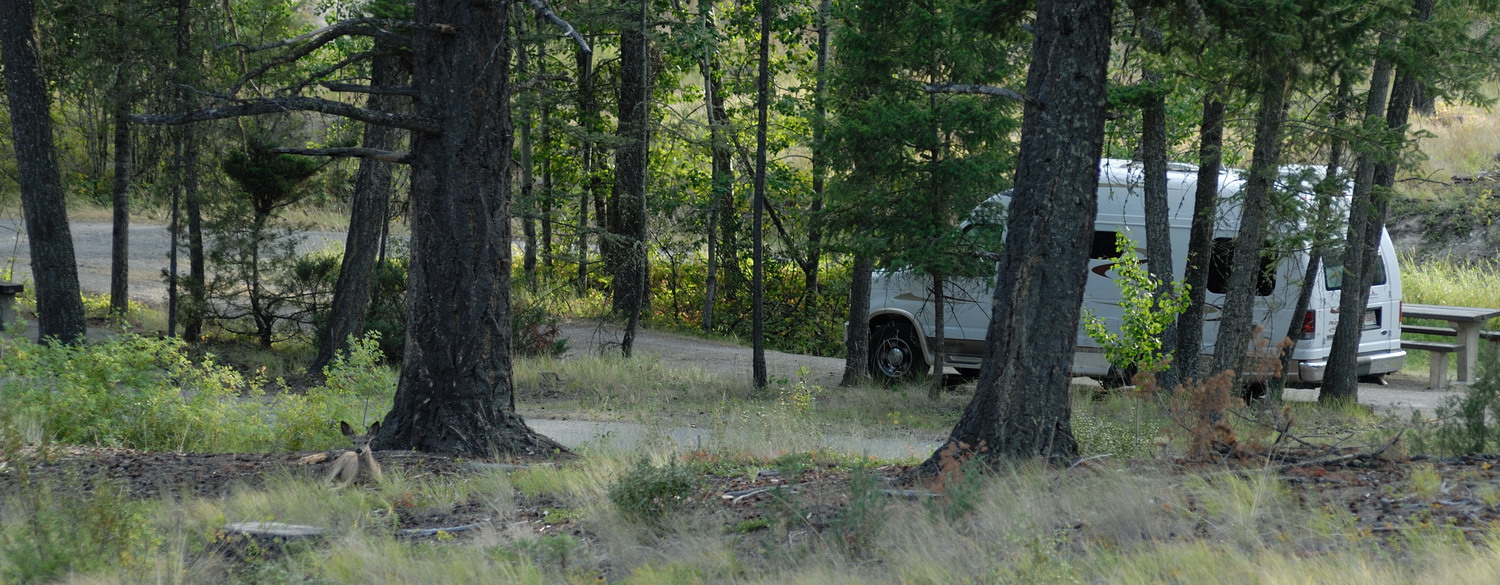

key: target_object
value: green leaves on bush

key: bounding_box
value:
[0,334,392,453]
[607,458,700,525]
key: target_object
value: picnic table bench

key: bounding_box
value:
[1400,303,1500,388]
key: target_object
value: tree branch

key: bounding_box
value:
[923,83,1026,103]
[270,147,412,164]
[132,96,439,133]
[523,0,592,54]
[284,50,393,95]
[220,18,437,53]
[321,82,419,97]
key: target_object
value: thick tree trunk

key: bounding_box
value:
[0,0,87,344]
[1322,36,1398,402]
[1209,67,1290,382]
[1140,72,1177,387]
[1173,94,1224,382]
[929,0,1112,467]
[109,73,132,317]
[310,51,405,376]
[613,0,651,355]
[375,0,564,456]
[841,254,874,386]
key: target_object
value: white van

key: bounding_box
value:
[866,158,1406,387]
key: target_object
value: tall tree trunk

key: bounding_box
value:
[840,253,874,386]
[1325,0,1432,402]
[109,65,132,317]
[517,11,538,290]
[575,46,596,294]
[929,0,1113,467]
[183,135,207,341]
[309,50,405,375]
[375,0,564,456]
[538,41,554,270]
[802,0,831,293]
[751,0,772,389]
[1280,74,1351,398]
[1209,66,1290,382]
[1139,71,1176,387]
[0,0,87,344]
[614,0,651,355]
[1174,93,1225,382]
[701,5,736,329]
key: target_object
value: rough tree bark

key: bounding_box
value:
[751,0,772,389]
[574,45,596,294]
[802,0,831,292]
[0,0,88,344]
[109,64,132,317]
[1139,71,1177,388]
[374,0,565,456]
[309,49,406,376]
[926,0,1113,466]
[1324,0,1431,402]
[1173,93,1224,383]
[840,253,874,386]
[613,0,651,355]
[1208,65,1290,382]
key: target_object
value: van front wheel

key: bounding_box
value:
[869,321,929,384]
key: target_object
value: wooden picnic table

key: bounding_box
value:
[1402,303,1500,385]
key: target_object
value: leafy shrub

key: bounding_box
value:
[607,458,700,525]
[0,334,387,452]
[1407,357,1500,456]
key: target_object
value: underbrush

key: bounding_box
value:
[0,333,394,452]
[5,436,1500,585]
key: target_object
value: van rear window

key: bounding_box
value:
[1323,252,1387,291]
[1207,238,1277,296]
[1090,231,1120,259]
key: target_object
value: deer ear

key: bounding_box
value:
[340,421,354,437]
[368,421,380,435]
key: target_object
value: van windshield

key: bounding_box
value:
[1323,251,1387,290]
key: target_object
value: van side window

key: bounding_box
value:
[1207,238,1277,296]
[1323,252,1387,291]
[1090,231,1120,259]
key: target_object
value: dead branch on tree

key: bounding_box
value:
[923,83,1026,102]
[132,96,439,133]
[270,147,412,164]
[523,0,591,54]
[320,82,419,97]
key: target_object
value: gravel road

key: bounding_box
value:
[0,219,348,302]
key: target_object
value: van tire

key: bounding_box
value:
[869,321,928,384]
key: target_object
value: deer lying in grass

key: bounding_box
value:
[325,421,383,488]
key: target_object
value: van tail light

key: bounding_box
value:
[1300,310,1316,340]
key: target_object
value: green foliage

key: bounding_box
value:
[0,432,160,584]
[1407,357,1500,456]
[607,458,701,525]
[1082,232,1190,378]
[0,334,388,452]
[222,148,323,215]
